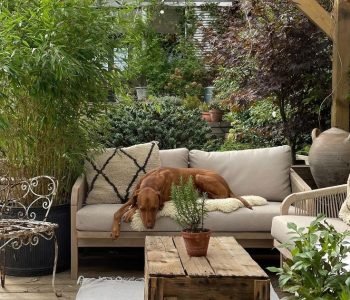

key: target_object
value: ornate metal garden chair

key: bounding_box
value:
[0,175,60,296]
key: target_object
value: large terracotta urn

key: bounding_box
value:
[309,127,350,188]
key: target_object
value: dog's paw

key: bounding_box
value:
[123,210,135,223]
[111,231,120,239]
[123,215,132,223]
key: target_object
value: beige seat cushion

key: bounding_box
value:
[76,201,282,232]
[159,148,189,168]
[271,215,350,244]
[189,146,292,201]
[84,142,160,204]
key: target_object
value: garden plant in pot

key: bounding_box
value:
[171,177,211,257]
[200,103,211,122]
[0,0,118,276]
[209,102,224,122]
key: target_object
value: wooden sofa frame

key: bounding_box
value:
[71,169,310,279]
[274,183,348,263]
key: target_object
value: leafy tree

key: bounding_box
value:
[203,0,332,159]
[113,1,210,98]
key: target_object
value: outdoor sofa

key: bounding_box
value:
[70,145,311,279]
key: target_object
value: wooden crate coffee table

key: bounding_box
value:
[144,236,270,300]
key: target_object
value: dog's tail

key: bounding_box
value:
[230,193,253,210]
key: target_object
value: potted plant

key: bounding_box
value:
[268,215,350,299]
[0,0,118,276]
[209,102,224,122]
[171,177,211,257]
[200,103,211,122]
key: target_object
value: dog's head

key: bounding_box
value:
[133,187,161,229]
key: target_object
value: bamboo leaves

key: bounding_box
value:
[0,0,119,203]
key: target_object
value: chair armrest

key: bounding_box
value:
[71,174,87,210]
[290,168,311,193]
[281,184,347,217]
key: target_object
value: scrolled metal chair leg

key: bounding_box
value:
[52,234,62,297]
[0,248,5,288]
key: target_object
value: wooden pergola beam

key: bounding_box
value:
[291,0,334,40]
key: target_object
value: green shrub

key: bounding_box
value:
[103,99,214,150]
[182,95,202,110]
[220,140,256,151]
[223,99,285,150]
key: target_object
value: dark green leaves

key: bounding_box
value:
[102,98,214,150]
[268,214,350,299]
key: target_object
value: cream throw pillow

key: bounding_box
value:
[338,175,350,224]
[85,142,160,204]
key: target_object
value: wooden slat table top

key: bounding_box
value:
[145,236,186,277]
[145,236,268,279]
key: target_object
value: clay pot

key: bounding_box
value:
[209,109,223,122]
[182,229,211,257]
[309,127,350,188]
[201,112,211,122]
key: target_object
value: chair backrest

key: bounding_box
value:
[0,176,58,221]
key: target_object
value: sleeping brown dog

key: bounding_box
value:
[111,167,252,239]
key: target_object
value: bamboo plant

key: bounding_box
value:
[0,0,119,203]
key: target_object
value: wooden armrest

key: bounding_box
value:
[290,168,311,193]
[281,184,347,217]
[71,174,87,210]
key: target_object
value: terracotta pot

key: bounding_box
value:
[209,109,223,122]
[181,229,211,257]
[309,127,350,188]
[201,111,211,122]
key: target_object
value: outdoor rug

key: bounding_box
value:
[76,277,144,300]
[76,276,280,300]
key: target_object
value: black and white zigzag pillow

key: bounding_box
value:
[85,142,160,204]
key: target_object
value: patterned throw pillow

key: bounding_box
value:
[84,142,160,204]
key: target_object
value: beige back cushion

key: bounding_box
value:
[189,146,292,201]
[159,148,189,168]
[85,142,160,204]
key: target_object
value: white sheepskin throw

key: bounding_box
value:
[338,176,350,225]
[130,196,267,231]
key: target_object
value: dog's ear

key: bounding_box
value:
[130,189,140,206]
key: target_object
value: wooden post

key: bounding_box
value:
[331,0,350,131]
